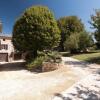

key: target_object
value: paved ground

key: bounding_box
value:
[0,57,99,100]
[0,59,87,100]
[53,57,100,100]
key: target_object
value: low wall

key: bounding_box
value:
[42,62,62,72]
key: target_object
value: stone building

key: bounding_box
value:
[0,20,14,62]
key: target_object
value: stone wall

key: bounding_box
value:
[42,62,61,72]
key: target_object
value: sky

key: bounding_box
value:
[0,0,100,34]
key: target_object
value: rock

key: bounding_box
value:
[42,62,61,72]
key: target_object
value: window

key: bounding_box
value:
[4,45,8,50]
[0,44,8,50]
[3,39,5,41]
[0,45,1,50]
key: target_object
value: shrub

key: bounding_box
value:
[37,51,46,57]
[26,51,62,71]
[27,56,45,70]
[64,31,94,53]
[45,51,62,63]
[64,33,80,53]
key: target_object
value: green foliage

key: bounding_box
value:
[91,10,100,47]
[72,50,100,64]
[12,6,60,57]
[27,56,45,70]
[27,51,62,70]
[57,16,84,51]
[45,51,62,63]
[37,51,46,57]
[64,31,94,53]
[64,33,79,51]
[78,31,94,51]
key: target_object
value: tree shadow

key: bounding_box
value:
[28,67,42,73]
[54,84,100,100]
[86,56,100,65]
[61,51,97,57]
[73,85,100,100]
[0,62,44,74]
[64,61,89,68]
[0,62,26,71]
[54,93,72,100]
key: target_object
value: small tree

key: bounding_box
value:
[64,33,80,53]
[91,10,100,48]
[64,31,94,53]
[78,31,94,52]
[12,6,60,58]
[57,16,84,51]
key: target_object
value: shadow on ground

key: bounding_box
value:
[0,62,26,71]
[64,61,88,68]
[64,59,100,73]
[86,56,100,65]
[61,52,97,57]
[0,62,42,73]
[54,84,100,100]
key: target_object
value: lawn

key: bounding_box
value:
[71,50,100,64]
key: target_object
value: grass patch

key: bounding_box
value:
[71,50,100,64]
[60,52,71,57]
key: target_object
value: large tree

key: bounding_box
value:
[12,6,60,58]
[57,16,84,51]
[64,33,80,53]
[78,31,94,52]
[91,10,100,48]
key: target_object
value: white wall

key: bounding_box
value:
[0,38,14,56]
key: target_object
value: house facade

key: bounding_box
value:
[0,35,14,62]
[0,20,14,62]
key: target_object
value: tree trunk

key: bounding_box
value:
[21,50,38,61]
[33,50,37,58]
[59,42,64,52]
[70,49,78,54]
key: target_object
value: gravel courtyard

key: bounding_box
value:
[53,57,100,100]
[0,59,88,100]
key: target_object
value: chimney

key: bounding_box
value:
[0,20,2,33]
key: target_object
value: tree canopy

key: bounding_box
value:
[64,31,93,53]
[78,31,94,51]
[64,33,79,53]
[57,16,84,51]
[91,10,100,48]
[12,6,60,57]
